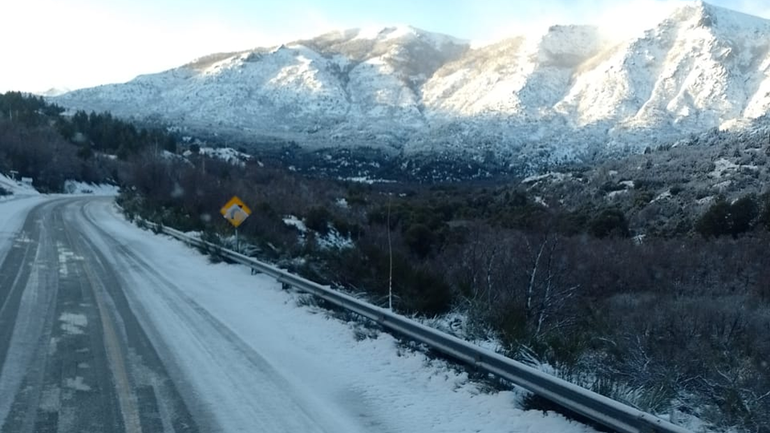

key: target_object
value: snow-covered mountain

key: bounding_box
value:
[35,87,71,97]
[54,1,770,169]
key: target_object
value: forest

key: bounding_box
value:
[0,91,174,193]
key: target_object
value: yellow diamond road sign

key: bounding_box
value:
[220,196,252,228]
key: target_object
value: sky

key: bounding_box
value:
[1,0,769,93]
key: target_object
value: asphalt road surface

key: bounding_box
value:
[0,197,197,433]
[0,197,388,433]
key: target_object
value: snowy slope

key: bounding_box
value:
[54,2,770,166]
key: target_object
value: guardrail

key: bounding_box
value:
[154,223,692,433]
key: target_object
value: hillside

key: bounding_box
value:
[54,1,770,172]
[523,113,770,236]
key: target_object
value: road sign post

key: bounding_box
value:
[220,196,251,252]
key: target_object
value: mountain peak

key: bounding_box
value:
[348,25,468,47]
[353,25,418,40]
[667,0,770,30]
[34,87,71,97]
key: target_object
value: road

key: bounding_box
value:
[0,197,197,432]
[0,196,596,433]
[0,197,375,433]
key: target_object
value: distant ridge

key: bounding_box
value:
[54,2,770,169]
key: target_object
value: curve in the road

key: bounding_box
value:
[0,198,198,433]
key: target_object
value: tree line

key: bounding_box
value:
[0,92,177,191]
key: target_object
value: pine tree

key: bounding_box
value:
[695,198,731,237]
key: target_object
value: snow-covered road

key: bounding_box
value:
[0,195,596,433]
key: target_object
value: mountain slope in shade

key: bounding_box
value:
[54,2,770,168]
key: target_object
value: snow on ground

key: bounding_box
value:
[607,189,629,199]
[0,173,39,197]
[183,147,252,167]
[653,190,673,202]
[283,215,307,232]
[79,199,597,433]
[0,196,48,264]
[63,180,120,196]
[341,176,396,184]
[317,228,354,250]
[0,173,118,197]
[283,215,353,249]
[709,158,739,178]
[0,174,47,272]
[521,172,570,185]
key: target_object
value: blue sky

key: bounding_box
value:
[1,0,768,92]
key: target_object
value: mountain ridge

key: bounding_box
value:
[53,1,770,172]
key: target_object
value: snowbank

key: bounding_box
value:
[63,180,120,196]
[0,173,39,197]
[0,196,48,263]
